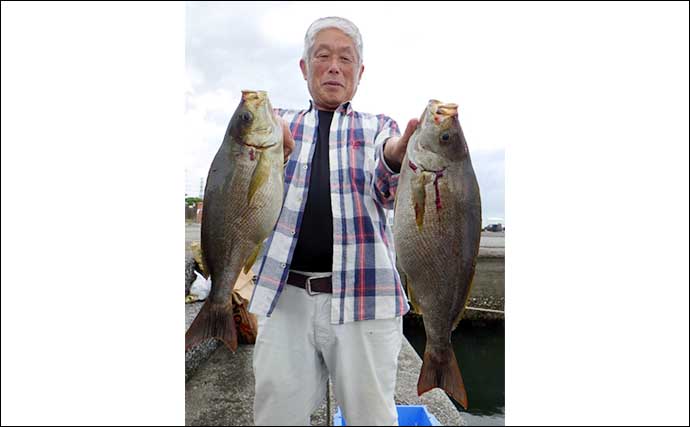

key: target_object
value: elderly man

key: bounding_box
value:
[249,16,417,426]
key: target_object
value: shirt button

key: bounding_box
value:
[302,165,308,170]
[280,263,286,268]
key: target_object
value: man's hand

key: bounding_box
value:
[278,117,295,164]
[383,118,418,173]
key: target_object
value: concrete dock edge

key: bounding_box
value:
[185,301,466,425]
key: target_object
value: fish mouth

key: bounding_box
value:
[422,100,458,126]
[242,90,267,101]
[241,90,271,113]
[431,102,458,125]
[435,103,458,117]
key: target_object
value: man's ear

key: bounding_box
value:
[299,59,308,81]
[358,64,365,84]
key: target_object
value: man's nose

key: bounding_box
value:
[326,59,341,74]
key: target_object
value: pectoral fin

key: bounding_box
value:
[412,173,427,230]
[248,151,270,203]
[406,279,423,315]
[243,242,263,274]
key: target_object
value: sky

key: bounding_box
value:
[185,1,505,226]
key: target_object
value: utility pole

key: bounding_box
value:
[199,178,204,198]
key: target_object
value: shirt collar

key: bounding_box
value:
[307,99,354,116]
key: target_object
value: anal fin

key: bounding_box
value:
[243,242,263,274]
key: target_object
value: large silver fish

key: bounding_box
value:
[186,90,284,352]
[393,100,481,409]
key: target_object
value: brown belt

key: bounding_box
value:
[287,271,333,294]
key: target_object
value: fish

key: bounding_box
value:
[185,90,285,352]
[393,99,482,409]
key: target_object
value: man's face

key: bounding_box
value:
[300,28,364,111]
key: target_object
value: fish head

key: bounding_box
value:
[411,100,468,168]
[229,90,282,149]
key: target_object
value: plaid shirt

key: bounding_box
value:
[248,100,410,323]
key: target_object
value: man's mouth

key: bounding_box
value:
[323,81,343,88]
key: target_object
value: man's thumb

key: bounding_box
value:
[280,119,294,161]
[402,118,418,142]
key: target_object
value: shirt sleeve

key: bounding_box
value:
[371,115,401,209]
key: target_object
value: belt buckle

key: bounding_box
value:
[305,276,319,296]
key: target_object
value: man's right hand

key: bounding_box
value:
[278,117,295,164]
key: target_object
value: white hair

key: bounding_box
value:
[302,17,363,67]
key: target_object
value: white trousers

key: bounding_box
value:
[252,282,403,426]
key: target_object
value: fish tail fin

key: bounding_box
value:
[185,300,238,352]
[418,347,468,409]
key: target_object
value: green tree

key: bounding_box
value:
[186,197,203,207]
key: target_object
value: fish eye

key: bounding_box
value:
[440,132,450,142]
[241,112,253,122]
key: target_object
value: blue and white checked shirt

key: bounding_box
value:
[248,100,410,324]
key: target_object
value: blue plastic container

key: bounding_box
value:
[333,405,442,426]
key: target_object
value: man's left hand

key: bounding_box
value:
[383,118,418,173]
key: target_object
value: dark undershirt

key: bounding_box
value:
[289,110,334,273]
